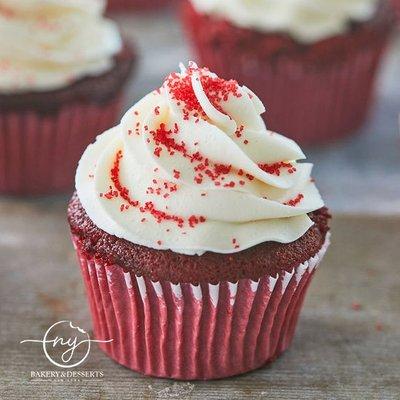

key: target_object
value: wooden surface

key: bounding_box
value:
[0,197,399,399]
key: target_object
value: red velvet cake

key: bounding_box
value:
[68,63,330,380]
[69,193,330,284]
[0,1,135,195]
[182,0,394,145]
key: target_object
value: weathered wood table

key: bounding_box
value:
[1,200,399,400]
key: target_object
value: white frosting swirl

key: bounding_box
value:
[190,0,379,43]
[0,0,122,93]
[76,63,324,255]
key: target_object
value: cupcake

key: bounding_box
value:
[107,0,176,12]
[68,63,331,380]
[182,0,394,145]
[0,0,135,195]
[391,0,400,19]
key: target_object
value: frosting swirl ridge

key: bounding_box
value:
[0,0,122,92]
[189,0,379,43]
[76,63,324,255]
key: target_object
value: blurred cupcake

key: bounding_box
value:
[68,63,330,380]
[107,0,176,12]
[391,0,400,20]
[0,0,135,195]
[182,0,394,145]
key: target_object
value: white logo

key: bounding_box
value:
[20,320,112,368]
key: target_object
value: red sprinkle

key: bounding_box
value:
[235,125,244,138]
[149,122,233,186]
[214,164,231,175]
[258,162,296,176]
[164,65,242,120]
[284,194,304,207]
[106,150,206,229]
[150,123,187,158]
[246,173,254,181]
[224,181,235,188]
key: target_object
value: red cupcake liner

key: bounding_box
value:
[182,4,393,145]
[72,234,330,380]
[107,0,177,11]
[0,98,122,196]
[391,0,400,20]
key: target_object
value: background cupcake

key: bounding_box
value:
[182,0,394,145]
[392,0,400,20]
[68,63,330,380]
[0,0,135,195]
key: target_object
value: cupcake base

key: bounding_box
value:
[0,98,122,196]
[392,0,400,21]
[0,43,135,196]
[73,234,330,380]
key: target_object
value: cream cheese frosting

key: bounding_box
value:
[0,0,122,93]
[76,63,324,255]
[189,0,379,43]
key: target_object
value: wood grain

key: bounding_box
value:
[0,197,399,399]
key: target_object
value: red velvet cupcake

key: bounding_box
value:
[68,63,330,380]
[0,1,135,195]
[182,0,394,145]
[391,0,400,20]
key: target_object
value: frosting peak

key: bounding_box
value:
[0,0,122,92]
[76,63,324,255]
[189,0,379,43]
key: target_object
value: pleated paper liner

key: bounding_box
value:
[392,0,400,21]
[73,234,330,380]
[0,97,122,196]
